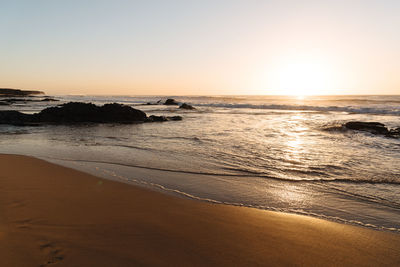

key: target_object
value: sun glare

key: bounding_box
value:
[269,60,337,96]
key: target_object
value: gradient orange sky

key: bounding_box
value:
[1,1,399,95]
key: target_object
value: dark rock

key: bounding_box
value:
[147,115,168,122]
[169,116,182,121]
[0,101,184,126]
[0,102,148,125]
[36,102,99,123]
[146,115,183,122]
[100,103,147,122]
[389,127,400,137]
[164,99,179,105]
[36,102,147,123]
[179,103,195,110]
[0,110,36,125]
[344,121,389,135]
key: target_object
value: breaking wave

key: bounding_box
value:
[194,103,400,115]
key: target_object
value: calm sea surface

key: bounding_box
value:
[1,95,400,231]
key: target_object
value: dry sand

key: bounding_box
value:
[0,154,399,266]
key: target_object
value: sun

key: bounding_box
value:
[267,60,337,96]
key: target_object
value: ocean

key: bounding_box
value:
[1,95,399,231]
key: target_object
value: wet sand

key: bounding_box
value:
[0,154,399,266]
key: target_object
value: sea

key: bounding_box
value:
[1,95,399,232]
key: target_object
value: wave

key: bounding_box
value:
[112,144,156,152]
[324,184,400,210]
[158,136,204,143]
[328,98,400,104]
[28,95,400,115]
[194,103,400,115]
[42,156,400,185]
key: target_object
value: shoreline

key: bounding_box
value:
[1,154,400,266]
[42,155,400,233]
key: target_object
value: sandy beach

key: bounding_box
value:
[0,154,399,266]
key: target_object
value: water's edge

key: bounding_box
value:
[21,153,398,234]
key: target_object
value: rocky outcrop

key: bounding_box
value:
[344,121,399,137]
[0,102,183,125]
[36,102,147,123]
[0,102,178,125]
[0,110,36,125]
[0,88,44,96]
[179,103,195,110]
[144,99,195,110]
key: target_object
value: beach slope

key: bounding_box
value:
[0,154,399,266]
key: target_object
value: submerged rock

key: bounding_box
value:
[389,127,400,138]
[169,116,183,121]
[344,121,400,138]
[179,103,195,110]
[344,121,389,135]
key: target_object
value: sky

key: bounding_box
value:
[1,0,399,95]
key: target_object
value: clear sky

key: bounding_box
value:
[1,0,399,95]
